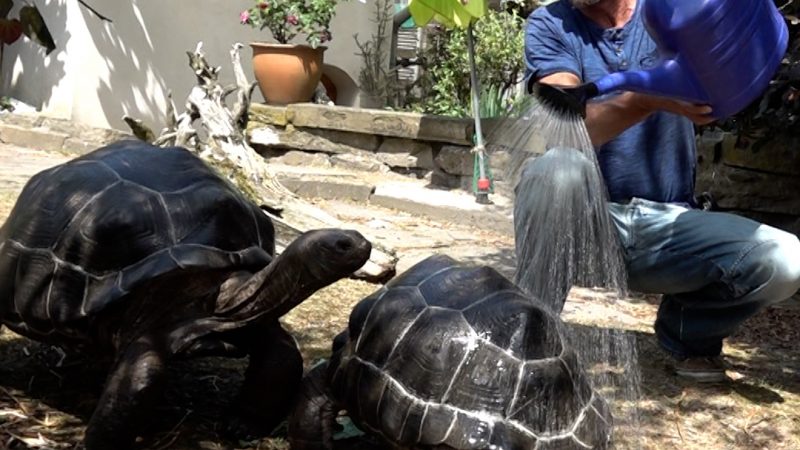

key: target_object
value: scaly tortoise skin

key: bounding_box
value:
[0,140,371,449]
[289,254,612,450]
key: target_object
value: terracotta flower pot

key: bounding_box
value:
[250,42,326,105]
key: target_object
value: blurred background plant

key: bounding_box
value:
[408,4,526,118]
[353,0,407,108]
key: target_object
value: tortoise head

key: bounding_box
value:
[213,229,371,323]
[295,229,372,286]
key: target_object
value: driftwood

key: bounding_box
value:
[123,42,397,281]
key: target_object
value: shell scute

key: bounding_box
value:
[5,161,120,251]
[510,358,585,436]
[418,265,516,311]
[444,342,521,417]
[352,286,427,366]
[462,295,563,360]
[383,308,474,402]
[53,182,172,274]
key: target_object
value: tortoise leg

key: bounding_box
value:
[225,321,303,438]
[288,362,336,450]
[84,335,168,450]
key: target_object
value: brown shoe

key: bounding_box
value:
[673,356,728,383]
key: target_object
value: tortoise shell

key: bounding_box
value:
[0,140,274,344]
[329,255,611,449]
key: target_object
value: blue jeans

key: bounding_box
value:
[609,198,800,358]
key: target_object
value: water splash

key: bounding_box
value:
[488,96,642,447]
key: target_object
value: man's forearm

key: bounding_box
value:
[585,92,652,147]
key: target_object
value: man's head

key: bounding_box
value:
[571,0,602,6]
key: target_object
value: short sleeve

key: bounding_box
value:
[524,8,581,82]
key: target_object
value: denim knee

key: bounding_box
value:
[734,229,800,304]
[514,147,595,197]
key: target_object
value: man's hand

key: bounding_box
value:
[637,94,716,125]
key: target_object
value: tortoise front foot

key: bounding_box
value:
[84,336,167,450]
[224,323,303,440]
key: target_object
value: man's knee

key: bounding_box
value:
[743,229,800,302]
[515,147,595,196]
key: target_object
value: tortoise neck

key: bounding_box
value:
[214,251,323,323]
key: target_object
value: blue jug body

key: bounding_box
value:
[593,0,789,119]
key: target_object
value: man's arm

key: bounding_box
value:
[539,72,715,147]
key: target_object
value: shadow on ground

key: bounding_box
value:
[0,330,284,450]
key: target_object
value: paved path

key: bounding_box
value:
[0,143,69,190]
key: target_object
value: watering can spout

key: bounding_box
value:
[530,60,707,119]
[593,59,708,104]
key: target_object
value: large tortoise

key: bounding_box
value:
[0,140,371,449]
[289,255,612,450]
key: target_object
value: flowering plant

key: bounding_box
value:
[240,0,343,48]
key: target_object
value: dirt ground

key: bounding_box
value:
[0,146,799,449]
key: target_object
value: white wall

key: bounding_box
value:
[1,0,386,131]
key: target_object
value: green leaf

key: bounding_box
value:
[19,5,55,54]
[0,0,12,20]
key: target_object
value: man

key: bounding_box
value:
[522,0,800,382]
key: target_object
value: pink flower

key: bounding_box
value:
[286,14,298,25]
[239,10,250,24]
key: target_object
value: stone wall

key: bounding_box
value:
[248,103,800,236]
[246,103,542,194]
[696,131,800,235]
[0,113,131,155]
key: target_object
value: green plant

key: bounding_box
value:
[411,8,525,117]
[354,0,410,108]
[240,0,346,48]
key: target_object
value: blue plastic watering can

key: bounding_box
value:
[534,0,789,119]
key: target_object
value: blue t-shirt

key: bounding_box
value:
[524,0,697,205]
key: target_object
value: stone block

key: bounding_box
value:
[378,137,433,155]
[330,152,389,173]
[435,145,473,176]
[249,104,290,126]
[62,138,103,155]
[488,149,511,181]
[720,134,800,177]
[428,169,458,189]
[249,124,379,154]
[0,124,68,153]
[278,176,375,202]
[286,104,473,145]
[271,150,331,167]
[696,140,800,216]
[377,148,435,170]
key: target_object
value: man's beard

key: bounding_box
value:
[571,0,602,6]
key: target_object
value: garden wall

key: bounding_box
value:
[248,103,800,236]
[246,103,545,194]
[696,132,800,236]
[1,103,798,237]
